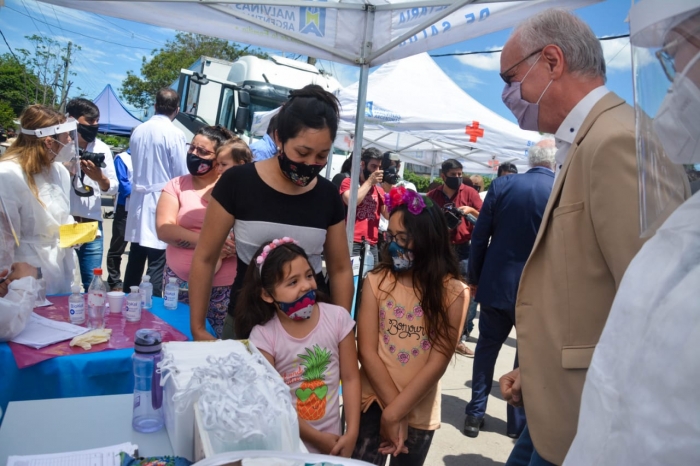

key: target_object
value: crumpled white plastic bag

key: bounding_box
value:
[0,276,38,341]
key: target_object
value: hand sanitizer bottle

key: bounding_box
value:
[125,286,142,322]
[164,277,178,310]
[68,284,85,325]
[139,275,153,309]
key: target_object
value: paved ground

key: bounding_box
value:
[97,202,517,466]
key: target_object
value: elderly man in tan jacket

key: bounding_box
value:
[495,9,649,466]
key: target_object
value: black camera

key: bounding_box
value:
[443,203,476,229]
[79,150,106,168]
[384,166,400,185]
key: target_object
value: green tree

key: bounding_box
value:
[404,169,436,193]
[0,101,17,130]
[16,35,79,108]
[120,33,267,110]
[0,54,32,116]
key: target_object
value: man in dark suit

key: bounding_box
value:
[463,139,556,439]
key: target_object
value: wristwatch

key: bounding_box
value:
[36,267,42,280]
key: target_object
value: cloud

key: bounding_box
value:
[453,47,502,71]
[451,72,485,90]
[601,36,654,72]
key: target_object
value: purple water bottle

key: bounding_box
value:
[132,329,164,433]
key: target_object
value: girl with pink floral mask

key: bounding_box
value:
[237,238,361,458]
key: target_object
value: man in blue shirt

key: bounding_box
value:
[250,113,279,162]
[463,139,555,440]
[106,147,133,291]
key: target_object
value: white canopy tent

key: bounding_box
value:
[335,52,539,174]
[252,53,540,174]
[38,0,600,248]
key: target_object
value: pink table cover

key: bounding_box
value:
[8,296,188,369]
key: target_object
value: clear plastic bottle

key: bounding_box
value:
[132,329,164,433]
[163,277,178,310]
[139,275,153,309]
[363,242,374,277]
[125,286,142,322]
[87,268,107,329]
[68,284,85,325]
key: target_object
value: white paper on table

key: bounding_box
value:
[6,442,138,466]
[10,313,90,349]
[34,298,53,307]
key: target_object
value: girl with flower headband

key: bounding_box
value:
[238,237,360,457]
[352,186,468,465]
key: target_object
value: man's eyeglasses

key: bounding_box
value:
[383,231,412,246]
[500,48,543,85]
[186,143,215,157]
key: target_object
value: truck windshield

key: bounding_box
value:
[218,81,291,133]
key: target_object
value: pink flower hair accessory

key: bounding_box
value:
[256,237,300,271]
[384,186,428,215]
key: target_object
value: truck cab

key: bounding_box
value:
[176,55,341,139]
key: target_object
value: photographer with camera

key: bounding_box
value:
[66,98,118,291]
[340,147,388,263]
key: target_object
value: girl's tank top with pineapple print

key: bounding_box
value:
[249,302,355,453]
[360,269,466,430]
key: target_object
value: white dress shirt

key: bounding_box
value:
[553,86,609,180]
[124,114,187,249]
[70,138,118,221]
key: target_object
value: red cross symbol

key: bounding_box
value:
[465,121,485,143]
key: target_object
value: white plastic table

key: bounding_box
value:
[0,394,173,464]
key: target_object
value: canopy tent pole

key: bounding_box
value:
[430,150,438,181]
[345,4,375,254]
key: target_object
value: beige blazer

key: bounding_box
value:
[516,93,646,464]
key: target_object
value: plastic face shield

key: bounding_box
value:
[20,118,79,166]
[631,3,700,237]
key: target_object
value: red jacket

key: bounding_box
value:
[427,184,482,245]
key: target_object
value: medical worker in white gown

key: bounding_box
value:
[565,1,700,464]
[0,105,77,295]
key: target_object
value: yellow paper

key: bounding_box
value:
[59,222,98,248]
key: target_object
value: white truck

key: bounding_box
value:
[175,55,341,138]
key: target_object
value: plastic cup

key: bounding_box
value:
[107,291,125,314]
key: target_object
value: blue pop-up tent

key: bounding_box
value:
[93,84,142,135]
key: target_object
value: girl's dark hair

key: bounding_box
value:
[196,125,236,150]
[234,242,327,338]
[375,202,461,357]
[276,84,340,145]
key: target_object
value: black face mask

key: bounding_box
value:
[278,151,325,187]
[77,123,99,144]
[186,152,214,176]
[444,176,462,190]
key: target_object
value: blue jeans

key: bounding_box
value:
[505,425,557,466]
[76,221,104,292]
[465,304,526,436]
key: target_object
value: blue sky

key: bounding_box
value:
[0,0,634,124]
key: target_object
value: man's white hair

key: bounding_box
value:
[528,137,556,169]
[514,9,606,82]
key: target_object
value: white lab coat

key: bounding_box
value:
[124,114,187,249]
[69,138,118,221]
[564,192,700,466]
[0,276,38,342]
[0,160,75,294]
